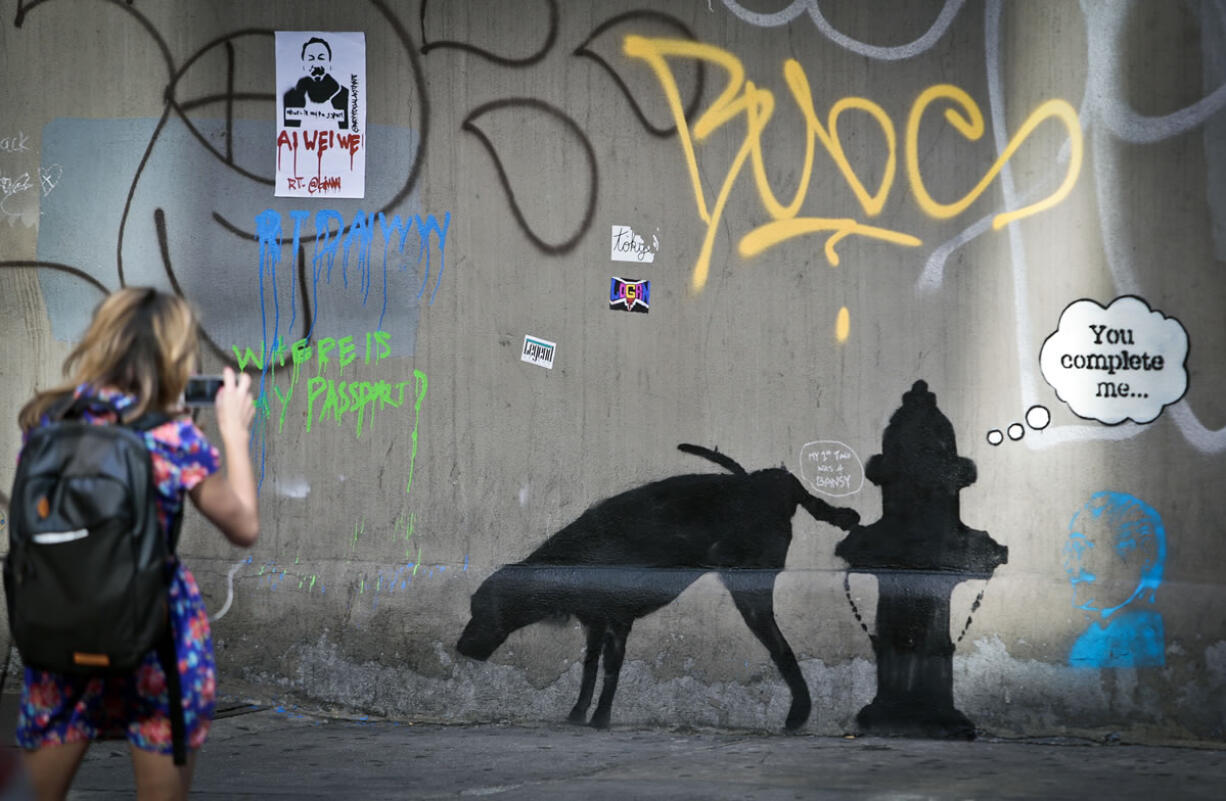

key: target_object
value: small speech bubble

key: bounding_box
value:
[1039,296,1188,425]
[799,440,865,497]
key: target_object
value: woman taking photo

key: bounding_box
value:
[13,288,259,801]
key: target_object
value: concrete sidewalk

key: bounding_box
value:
[33,701,1223,800]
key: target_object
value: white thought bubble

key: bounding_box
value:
[798,440,864,497]
[1039,296,1188,425]
[986,404,1051,446]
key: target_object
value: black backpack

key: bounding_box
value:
[4,394,189,763]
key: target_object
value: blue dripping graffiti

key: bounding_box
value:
[250,207,449,487]
[255,207,450,349]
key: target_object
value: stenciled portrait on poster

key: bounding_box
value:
[275,31,366,198]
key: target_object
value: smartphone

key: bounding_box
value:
[184,375,224,407]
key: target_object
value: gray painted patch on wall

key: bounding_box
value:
[37,116,425,355]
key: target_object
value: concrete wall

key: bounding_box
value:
[2,0,1224,743]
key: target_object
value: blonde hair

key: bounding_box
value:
[19,287,200,430]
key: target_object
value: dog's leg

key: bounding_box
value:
[568,621,606,724]
[720,569,811,731]
[589,620,632,730]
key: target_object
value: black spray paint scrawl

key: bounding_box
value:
[457,444,859,730]
[836,380,1008,739]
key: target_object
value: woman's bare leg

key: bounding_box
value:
[129,745,197,801]
[23,741,89,801]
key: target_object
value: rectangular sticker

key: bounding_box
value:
[275,31,367,198]
[609,278,650,313]
[521,335,556,369]
[611,225,658,263]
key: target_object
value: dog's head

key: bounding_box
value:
[456,567,537,661]
[456,587,507,661]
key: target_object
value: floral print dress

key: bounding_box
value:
[17,386,221,754]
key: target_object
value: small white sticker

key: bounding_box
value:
[521,335,556,369]
[611,225,659,263]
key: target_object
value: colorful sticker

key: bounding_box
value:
[610,278,650,313]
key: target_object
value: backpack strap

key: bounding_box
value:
[136,408,187,764]
[165,508,186,555]
[49,392,170,430]
[123,410,190,552]
[124,410,173,432]
[46,391,88,422]
[155,623,189,766]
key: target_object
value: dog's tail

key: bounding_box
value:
[677,443,747,475]
[793,475,860,532]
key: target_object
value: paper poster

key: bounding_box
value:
[275,31,366,198]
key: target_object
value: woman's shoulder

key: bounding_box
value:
[148,413,211,447]
[151,413,219,460]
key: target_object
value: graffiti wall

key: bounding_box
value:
[1,0,1224,741]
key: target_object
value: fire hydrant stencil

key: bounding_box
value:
[836,380,1008,739]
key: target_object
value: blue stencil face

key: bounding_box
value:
[1064,491,1166,620]
[1065,492,1167,669]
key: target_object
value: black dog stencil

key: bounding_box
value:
[457,444,859,730]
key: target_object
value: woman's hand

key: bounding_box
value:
[214,366,255,443]
[190,366,260,547]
